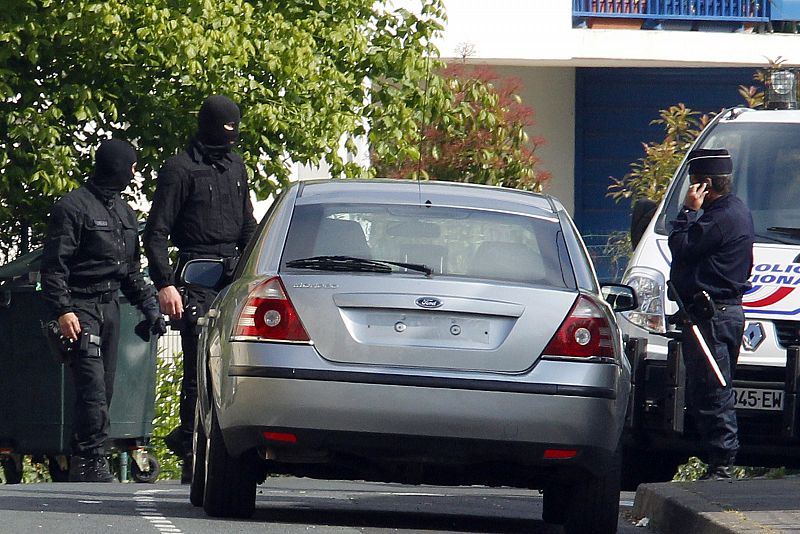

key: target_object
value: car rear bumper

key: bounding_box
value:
[216,366,626,472]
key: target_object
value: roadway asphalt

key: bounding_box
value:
[632,476,800,533]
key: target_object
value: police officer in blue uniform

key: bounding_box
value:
[143,95,256,482]
[668,148,754,480]
[41,139,166,482]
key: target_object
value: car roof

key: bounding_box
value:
[720,108,800,124]
[293,179,559,218]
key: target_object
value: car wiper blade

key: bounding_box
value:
[286,256,392,273]
[755,232,795,245]
[285,255,432,276]
[767,226,800,237]
[373,258,433,276]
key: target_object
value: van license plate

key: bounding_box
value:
[733,388,784,411]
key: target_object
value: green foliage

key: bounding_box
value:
[675,456,788,481]
[607,104,708,206]
[603,230,632,274]
[151,351,183,481]
[0,0,446,260]
[372,63,551,191]
[0,455,53,484]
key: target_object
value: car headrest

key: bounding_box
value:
[313,218,371,258]
[468,241,545,283]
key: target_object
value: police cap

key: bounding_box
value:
[687,148,733,176]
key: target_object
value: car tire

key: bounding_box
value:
[541,483,569,525]
[1,454,23,484]
[562,445,621,534]
[189,404,207,507]
[202,404,256,518]
[46,455,70,483]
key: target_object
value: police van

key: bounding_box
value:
[619,70,800,484]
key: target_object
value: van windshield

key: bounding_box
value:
[657,121,800,244]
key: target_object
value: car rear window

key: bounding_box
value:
[281,203,575,288]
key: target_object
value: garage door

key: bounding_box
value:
[575,67,755,279]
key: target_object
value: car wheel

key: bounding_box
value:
[541,483,569,525]
[47,455,70,482]
[562,445,621,534]
[1,454,23,484]
[189,403,207,507]
[202,404,256,518]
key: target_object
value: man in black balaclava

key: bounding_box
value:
[144,95,256,483]
[41,138,166,482]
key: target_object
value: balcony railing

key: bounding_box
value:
[573,1,770,24]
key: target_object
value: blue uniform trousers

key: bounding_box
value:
[681,304,744,465]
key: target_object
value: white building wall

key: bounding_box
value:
[493,66,576,213]
[435,0,800,67]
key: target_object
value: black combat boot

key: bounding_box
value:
[68,455,115,482]
[699,463,735,481]
[181,453,193,484]
[164,427,186,457]
[699,451,736,482]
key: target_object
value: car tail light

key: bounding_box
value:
[263,431,297,443]
[543,449,577,459]
[232,276,310,343]
[543,295,614,359]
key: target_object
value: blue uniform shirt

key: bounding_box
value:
[668,194,754,305]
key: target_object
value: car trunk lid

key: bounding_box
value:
[283,275,577,373]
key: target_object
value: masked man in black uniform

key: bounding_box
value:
[144,95,256,482]
[41,139,166,482]
[668,148,754,481]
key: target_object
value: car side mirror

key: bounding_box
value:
[601,283,638,313]
[180,259,225,289]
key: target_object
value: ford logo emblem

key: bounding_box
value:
[416,297,443,309]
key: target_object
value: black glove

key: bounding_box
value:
[136,297,168,342]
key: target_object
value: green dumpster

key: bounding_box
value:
[0,248,160,483]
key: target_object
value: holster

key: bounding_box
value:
[222,255,240,279]
[690,291,716,321]
[41,320,102,363]
[42,320,75,364]
[169,286,208,332]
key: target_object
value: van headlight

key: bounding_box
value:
[621,267,666,334]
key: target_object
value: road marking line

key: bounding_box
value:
[134,489,183,534]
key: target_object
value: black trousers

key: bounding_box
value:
[681,304,744,465]
[68,297,120,456]
[176,286,217,450]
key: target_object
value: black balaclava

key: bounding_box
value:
[196,95,240,160]
[89,138,137,200]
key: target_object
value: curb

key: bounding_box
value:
[633,482,762,534]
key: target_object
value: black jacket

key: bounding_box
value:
[143,141,256,289]
[41,184,156,318]
[669,194,754,305]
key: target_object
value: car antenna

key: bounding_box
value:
[416,50,433,206]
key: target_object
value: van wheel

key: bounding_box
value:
[563,446,621,534]
[189,404,207,507]
[202,405,256,518]
[621,447,681,490]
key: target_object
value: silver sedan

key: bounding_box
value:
[185,179,636,534]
